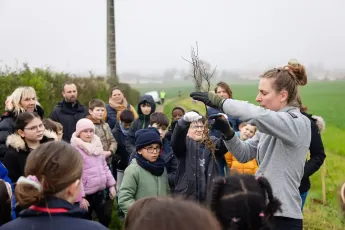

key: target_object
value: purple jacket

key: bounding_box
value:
[70,133,116,196]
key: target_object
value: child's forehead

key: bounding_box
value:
[245,124,256,129]
[140,102,151,106]
[191,121,204,125]
[151,123,167,128]
[93,106,105,110]
[173,109,184,114]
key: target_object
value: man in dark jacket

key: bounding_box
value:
[125,95,156,154]
[50,83,88,142]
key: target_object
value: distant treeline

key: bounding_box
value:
[0,63,140,115]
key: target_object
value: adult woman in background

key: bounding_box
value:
[207,81,242,176]
[296,95,326,210]
[104,87,138,130]
[191,61,311,230]
[0,87,44,162]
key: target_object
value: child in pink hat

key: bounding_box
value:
[70,118,116,227]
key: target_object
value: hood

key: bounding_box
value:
[6,130,58,151]
[312,115,326,133]
[70,132,104,156]
[19,196,85,218]
[137,95,156,115]
[302,112,326,133]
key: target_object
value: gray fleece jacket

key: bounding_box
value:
[222,99,311,220]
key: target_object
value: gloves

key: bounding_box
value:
[210,114,235,140]
[190,91,225,110]
[183,111,202,123]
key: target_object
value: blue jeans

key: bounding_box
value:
[300,191,308,211]
[217,157,229,177]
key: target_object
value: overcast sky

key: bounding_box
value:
[0,0,344,75]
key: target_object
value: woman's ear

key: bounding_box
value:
[18,129,25,138]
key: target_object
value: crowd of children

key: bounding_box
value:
[0,74,342,230]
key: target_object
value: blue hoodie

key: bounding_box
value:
[0,163,16,220]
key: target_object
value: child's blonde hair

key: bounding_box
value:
[5,87,40,114]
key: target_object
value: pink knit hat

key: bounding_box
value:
[75,118,95,136]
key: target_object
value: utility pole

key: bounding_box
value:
[107,0,117,80]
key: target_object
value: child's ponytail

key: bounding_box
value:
[15,176,42,208]
[256,177,282,217]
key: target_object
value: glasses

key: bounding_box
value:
[190,125,205,130]
[144,146,161,153]
[24,123,45,131]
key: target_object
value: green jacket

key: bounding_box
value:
[118,159,170,215]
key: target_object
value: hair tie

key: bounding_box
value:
[231,217,240,223]
[259,212,264,217]
[17,175,41,192]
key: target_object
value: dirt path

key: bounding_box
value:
[156,104,164,112]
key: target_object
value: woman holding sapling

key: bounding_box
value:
[191,60,311,230]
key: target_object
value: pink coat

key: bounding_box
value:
[70,132,116,200]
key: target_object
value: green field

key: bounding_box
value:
[133,80,345,230]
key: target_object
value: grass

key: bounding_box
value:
[108,81,345,229]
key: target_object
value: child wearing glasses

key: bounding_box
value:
[171,111,228,203]
[3,112,57,184]
[118,127,169,216]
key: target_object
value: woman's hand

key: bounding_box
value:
[190,92,225,109]
[210,114,235,140]
[80,198,90,211]
[109,186,116,199]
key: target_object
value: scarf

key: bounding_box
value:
[119,121,129,136]
[135,153,165,176]
[108,97,129,120]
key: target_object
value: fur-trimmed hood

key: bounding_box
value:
[302,112,326,133]
[70,132,104,156]
[311,115,326,133]
[6,129,58,151]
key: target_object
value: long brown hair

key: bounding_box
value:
[214,81,233,99]
[0,180,12,225]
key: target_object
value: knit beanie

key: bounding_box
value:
[135,127,162,151]
[75,118,95,136]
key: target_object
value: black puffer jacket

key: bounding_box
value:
[299,112,326,193]
[0,106,44,162]
[125,95,156,154]
[50,100,88,143]
[171,119,227,203]
[2,130,57,183]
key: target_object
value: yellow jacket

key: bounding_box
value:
[225,152,258,175]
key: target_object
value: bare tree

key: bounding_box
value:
[182,42,217,92]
